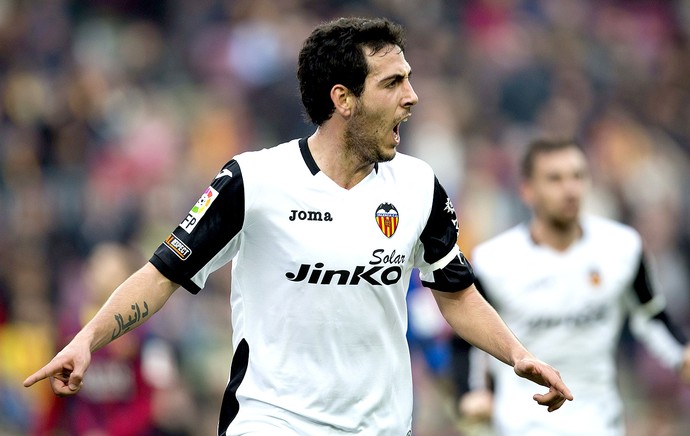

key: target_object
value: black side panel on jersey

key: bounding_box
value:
[632,255,655,304]
[450,334,472,399]
[150,160,245,294]
[419,177,475,292]
[218,339,250,436]
[632,255,688,343]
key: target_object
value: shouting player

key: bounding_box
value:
[24,18,573,435]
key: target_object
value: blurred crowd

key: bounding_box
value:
[0,0,688,435]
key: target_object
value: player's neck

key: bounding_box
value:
[529,218,582,252]
[307,129,375,190]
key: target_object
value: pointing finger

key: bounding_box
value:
[548,377,573,401]
[23,365,55,388]
[24,358,76,388]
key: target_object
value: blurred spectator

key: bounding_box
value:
[32,242,193,436]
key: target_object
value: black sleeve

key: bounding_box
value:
[149,160,245,294]
[419,177,475,292]
[632,255,687,344]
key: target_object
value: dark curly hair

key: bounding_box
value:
[297,17,406,126]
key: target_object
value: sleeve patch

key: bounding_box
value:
[163,233,192,260]
[180,186,220,233]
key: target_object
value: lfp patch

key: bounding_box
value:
[181,186,219,233]
[375,203,399,238]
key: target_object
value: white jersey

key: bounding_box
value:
[150,138,475,435]
[470,215,686,436]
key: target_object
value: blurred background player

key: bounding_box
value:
[454,139,690,436]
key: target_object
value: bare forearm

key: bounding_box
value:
[432,285,531,366]
[23,262,179,394]
[433,285,574,408]
[73,262,178,352]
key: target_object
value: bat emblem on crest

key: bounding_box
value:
[375,203,399,238]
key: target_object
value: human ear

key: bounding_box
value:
[331,84,354,118]
[520,180,534,207]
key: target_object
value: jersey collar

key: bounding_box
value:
[298,137,379,176]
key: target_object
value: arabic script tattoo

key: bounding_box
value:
[111,301,150,340]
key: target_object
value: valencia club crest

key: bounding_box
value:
[375,203,399,238]
[589,269,602,287]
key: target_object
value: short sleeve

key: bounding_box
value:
[416,177,475,292]
[150,160,245,293]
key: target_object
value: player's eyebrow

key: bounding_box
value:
[379,70,412,85]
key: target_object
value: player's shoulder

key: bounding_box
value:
[382,151,435,180]
[387,151,431,168]
[471,223,530,265]
[475,223,529,252]
[234,139,299,168]
[582,214,641,248]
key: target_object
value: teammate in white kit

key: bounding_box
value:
[456,138,690,435]
[24,18,574,435]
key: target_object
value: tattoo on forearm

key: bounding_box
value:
[111,301,150,340]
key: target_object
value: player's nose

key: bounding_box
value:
[402,80,418,108]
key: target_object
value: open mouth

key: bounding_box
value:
[392,115,410,144]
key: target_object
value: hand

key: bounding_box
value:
[514,357,573,412]
[23,341,91,396]
[458,389,493,421]
[680,345,690,383]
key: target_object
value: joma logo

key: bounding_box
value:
[289,209,333,221]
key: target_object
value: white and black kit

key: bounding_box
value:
[150,138,475,436]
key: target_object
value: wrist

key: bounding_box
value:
[70,328,98,353]
[510,348,535,367]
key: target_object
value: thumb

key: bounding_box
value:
[514,359,537,379]
[67,369,85,391]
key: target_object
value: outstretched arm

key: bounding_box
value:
[432,284,573,412]
[23,262,178,396]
